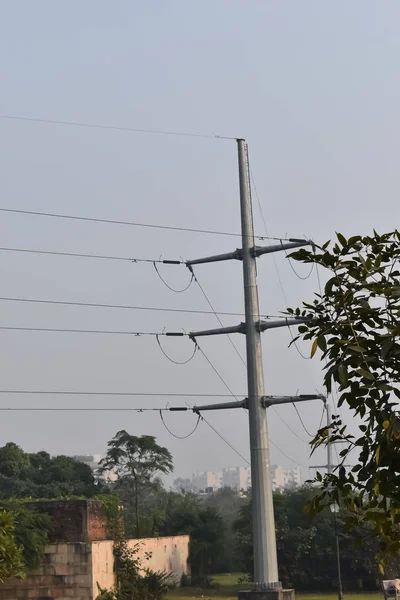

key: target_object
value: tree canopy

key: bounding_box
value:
[100,431,173,538]
[0,443,103,499]
[289,230,400,565]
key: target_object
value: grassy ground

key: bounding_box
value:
[167,573,383,600]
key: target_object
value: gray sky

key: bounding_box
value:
[0,1,399,481]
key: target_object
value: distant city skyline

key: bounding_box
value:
[174,464,302,493]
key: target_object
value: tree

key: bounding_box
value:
[0,443,30,478]
[0,444,103,500]
[100,432,173,538]
[288,230,400,565]
[234,487,378,590]
[0,501,53,570]
[0,509,25,583]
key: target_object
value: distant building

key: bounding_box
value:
[191,471,222,492]
[183,464,301,495]
[72,454,102,471]
[222,466,251,491]
[72,454,117,482]
[270,465,301,491]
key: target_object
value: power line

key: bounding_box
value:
[271,406,309,444]
[0,246,183,264]
[195,341,240,400]
[0,207,289,242]
[0,295,285,320]
[0,407,173,412]
[0,390,243,397]
[156,334,198,365]
[159,410,201,439]
[190,267,247,367]
[269,438,307,468]
[153,262,194,293]
[198,413,250,465]
[250,169,316,366]
[292,403,313,437]
[0,113,233,140]
[0,326,169,336]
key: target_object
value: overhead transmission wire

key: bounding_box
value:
[0,114,236,140]
[195,342,240,400]
[198,414,250,465]
[156,334,197,365]
[0,326,170,337]
[189,267,247,368]
[153,262,194,293]
[281,239,315,281]
[0,391,243,397]
[0,207,289,242]
[159,409,202,440]
[0,406,177,412]
[268,438,307,469]
[249,168,311,363]
[271,408,309,444]
[315,261,344,422]
[0,246,184,264]
[0,295,284,319]
[249,167,320,455]
[292,402,313,437]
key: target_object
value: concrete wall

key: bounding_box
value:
[24,500,111,543]
[0,535,190,600]
[0,542,92,600]
[90,535,190,594]
[91,541,114,599]
[127,536,190,583]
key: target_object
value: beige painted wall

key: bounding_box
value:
[91,540,114,599]
[0,535,189,600]
[128,535,190,583]
[91,535,190,597]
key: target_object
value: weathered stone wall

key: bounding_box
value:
[24,500,110,543]
[0,535,189,599]
[0,542,92,600]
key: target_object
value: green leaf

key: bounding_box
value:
[348,345,365,353]
[310,338,318,358]
[337,232,347,247]
[338,364,348,387]
[381,341,392,359]
[356,368,375,381]
[317,335,327,352]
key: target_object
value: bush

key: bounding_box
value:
[178,574,218,589]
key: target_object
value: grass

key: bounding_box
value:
[167,573,383,600]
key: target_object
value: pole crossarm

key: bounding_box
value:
[186,239,312,267]
[193,399,248,412]
[189,317,309,338]
[262,394,325,407]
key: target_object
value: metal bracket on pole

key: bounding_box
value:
[189,317,309,339]
[262,394,325,408]
[193,399,248,412]
[186,240,312,267]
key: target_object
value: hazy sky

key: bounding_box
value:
[0,1,399,482]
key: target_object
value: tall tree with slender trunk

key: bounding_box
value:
[100,431,173,538]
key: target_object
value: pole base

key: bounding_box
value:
[238,589,295,600]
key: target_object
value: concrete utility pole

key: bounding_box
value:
[184,138,322,600]
[237,138,279,589]
[327,403,333,475]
